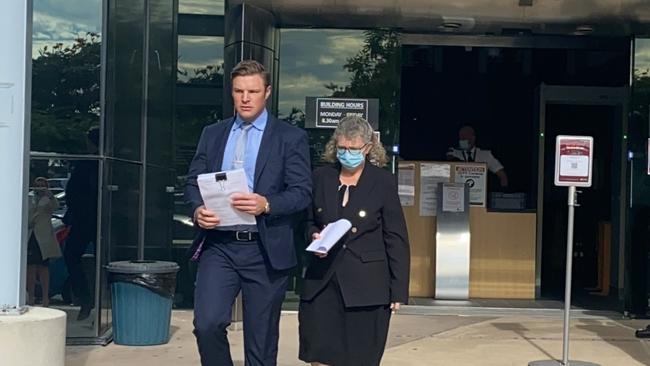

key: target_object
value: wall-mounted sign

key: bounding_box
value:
[454,164,487,207]
[442,183,465,213]
[305,97,379,129]
[554,135,593,187]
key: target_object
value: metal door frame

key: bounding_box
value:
[535,84,629,299]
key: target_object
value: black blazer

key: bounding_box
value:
[184,115,312,270]
[301,163,410,307]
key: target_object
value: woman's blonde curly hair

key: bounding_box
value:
[322,115,388,167]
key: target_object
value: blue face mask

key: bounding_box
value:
[459,139,471,151]
[337,149,365,170]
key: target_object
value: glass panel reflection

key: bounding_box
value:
[279,29,401,167]
[144,165,174,260]
[104,160,141,262]
[105,0,145,162]
[178,36,224,84]
[31,0,102,154]
[179,0,224,15]
[28,157,100,337]
[632,39,650,204]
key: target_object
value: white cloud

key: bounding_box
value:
[32,8,101,58]
[279,73,342,116]
[179,0,225,14]
[319,56,336,65]
[326,33,365,54]
[279,29,366,116]
[635,40,650,71]
[177,36,224,81]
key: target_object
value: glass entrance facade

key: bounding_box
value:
[25,0,650,343]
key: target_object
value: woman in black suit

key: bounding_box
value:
[299,116,410,366]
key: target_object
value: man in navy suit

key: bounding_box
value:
[184,60,312,366]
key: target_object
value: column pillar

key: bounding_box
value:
[224,3,279,117]
[0,0,31,312]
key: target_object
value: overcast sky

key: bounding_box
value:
[636,39,650,72]
[179,0,224,15]
[178,36,224,82]
[32,0,102,58]
[278,29,365,117]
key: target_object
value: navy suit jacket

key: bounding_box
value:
[184,115,312,270]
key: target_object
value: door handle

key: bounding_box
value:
[154,50,162,71]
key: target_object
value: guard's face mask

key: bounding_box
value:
[459,139,471,151]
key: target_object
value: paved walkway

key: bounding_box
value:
[67,310,650,366]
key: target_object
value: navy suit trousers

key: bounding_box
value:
[193,239,289,366]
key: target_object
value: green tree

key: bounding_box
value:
[342,29,401,145]
[31,33,101,153]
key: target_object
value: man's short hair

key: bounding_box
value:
[230,60,271,87]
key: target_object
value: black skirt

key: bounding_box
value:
[299,274,391,366]
[27,233,48,265]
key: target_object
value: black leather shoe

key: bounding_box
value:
[77,306,91,321]
[635,325,650,338]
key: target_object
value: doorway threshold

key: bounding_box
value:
[401,297,622,319]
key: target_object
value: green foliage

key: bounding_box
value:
[177,63,224,85]
[31,33,101,153]
[342,29,401,145]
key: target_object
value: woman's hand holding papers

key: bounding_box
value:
[311,232,327,259]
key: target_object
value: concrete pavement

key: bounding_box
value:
[66,310,650,366]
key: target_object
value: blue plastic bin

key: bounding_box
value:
[107,260,179,346]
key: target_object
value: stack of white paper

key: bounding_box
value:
[197,169,256,227]
[305,219,352,253]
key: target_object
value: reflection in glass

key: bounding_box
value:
[179,0,224,15]
[31,0,102,154]
[279,29,401,165]
[28,157,99,337]
[172,35,224,309]
[175,36,225,184]
[105,0,145,162]
[279,29,364,120]
[26,177,61,309]
[631,38,650,205]
[104,160,141,261]
[178,36,225,84]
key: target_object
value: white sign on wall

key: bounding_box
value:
[454,164,487,207]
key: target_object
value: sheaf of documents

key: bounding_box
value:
[197,169,256,227]
[306,219,352,253]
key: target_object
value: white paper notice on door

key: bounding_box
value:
[419,163,450,216]
[442,184,464,213]
[398,163,415,206]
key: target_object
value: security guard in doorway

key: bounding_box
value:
[447,125,509,188]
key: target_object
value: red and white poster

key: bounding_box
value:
[554,135,593,187]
